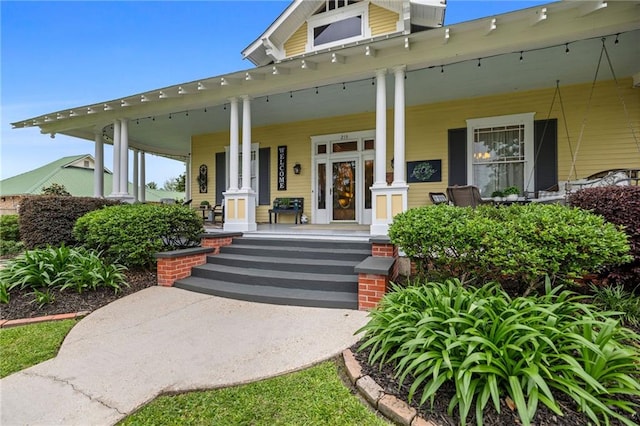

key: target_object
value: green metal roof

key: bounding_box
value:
[0,154,184,202]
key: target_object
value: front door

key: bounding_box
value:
[311,130,375,224]
[332,160,357,221]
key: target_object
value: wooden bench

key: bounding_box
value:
[269,197,304,224]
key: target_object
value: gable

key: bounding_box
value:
[243,0,444,66]
[369,3,399,36]
[284,22,307,57]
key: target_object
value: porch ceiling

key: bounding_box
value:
[12,1,640,160]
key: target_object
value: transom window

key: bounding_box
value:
[467,113,535,197]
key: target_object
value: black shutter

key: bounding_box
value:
[448,127,467,186]
[215,152,226,205]
[533,119,558,193]
[258,147,270,205]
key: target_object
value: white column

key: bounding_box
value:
[94,130,104,197]
[139,152,146,203]
[132,149,139,201]
[185,156,191,201]
[393,66,406,185]
[228,97,239,191]
[241,95,252,191]
[223,96,256,233]
[119,119,129,195]
[112,120,121,196]
[374,69,387,186]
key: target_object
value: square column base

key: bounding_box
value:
[106,194,135,204]
[223,190,257,232]
[369,185,408,236]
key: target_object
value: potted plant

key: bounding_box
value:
[199,200,210,209]
[503,186,520,201]
[279,198,290,209]
[491,190,504,202]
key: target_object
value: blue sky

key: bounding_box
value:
[1,0,548,187]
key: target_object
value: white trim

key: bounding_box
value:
[310,129,375,225]
[466,112,535,195]
[306,2,370,51]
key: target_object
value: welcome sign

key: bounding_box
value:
[277,145,287,190]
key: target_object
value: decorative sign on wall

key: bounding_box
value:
[198,164,208,193]
[406,160,442,183]
[277,145,287,191]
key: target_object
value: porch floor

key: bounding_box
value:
[203,223,372,240]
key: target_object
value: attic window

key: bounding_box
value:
[83,160,90,168]
[308,1,368,50]
[315,1,361,14]
[314,16,362,46]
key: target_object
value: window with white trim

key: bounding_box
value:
[467,113,535,197]
[307,2,369,50]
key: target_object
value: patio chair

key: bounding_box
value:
[446,185,491,208]
[429,192,448,205]
[212,202,224,224]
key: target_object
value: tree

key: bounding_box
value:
[41,183,71,196]
[146,182,158,190]
[163,174,185,192]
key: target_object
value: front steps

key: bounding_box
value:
[174,237,371,309]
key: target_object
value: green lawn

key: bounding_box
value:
[1,321,388,425]
[120,361,389,426]
[0,319,77,378]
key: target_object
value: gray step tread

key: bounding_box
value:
[193,263,357,283]
[223,244,370,256]
[174,277,358,309]
[210,253,360,268]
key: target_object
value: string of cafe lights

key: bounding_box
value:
[126,31,627,127]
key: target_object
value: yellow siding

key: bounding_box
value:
[191,78,639,220]
[369,4,398,36]
[284,22,307,58]
[402,79,640,209]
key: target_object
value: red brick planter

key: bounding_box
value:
[154,232,242,287]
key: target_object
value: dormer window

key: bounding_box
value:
[308,1,369,50]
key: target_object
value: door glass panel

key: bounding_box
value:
[364,159,373,209]
[317,163,326,209]
[333,161,356,220]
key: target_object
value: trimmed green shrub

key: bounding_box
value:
[389,204,631,295]
[569,186,640,289]
[19,196,120,249]
[0,215,20,242]
[73,204,203,269]
[0,245,127,304]
[358,279,640,426]
[0,215,23,257]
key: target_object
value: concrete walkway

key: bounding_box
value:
[0,287,369,426]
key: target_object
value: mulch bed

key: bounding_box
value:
[3,266,639,425]
[351,340,640,426]
[1,270,157,320]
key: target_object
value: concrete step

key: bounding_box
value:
[190,263,357,292]
[174,277,358,310]
[207,253,359,275]
[220,244,370,261]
